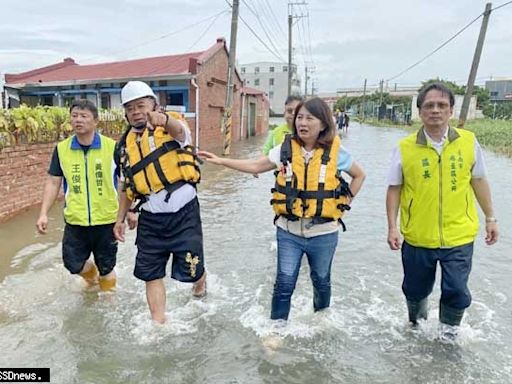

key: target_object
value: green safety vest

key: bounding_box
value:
[57,133,118,226]
[399,127,478,248]
[262,123,291,155]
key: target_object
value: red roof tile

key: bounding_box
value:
[6,39,227,86]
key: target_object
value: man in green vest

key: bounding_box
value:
[262,96,302,155]
[386,83,499,340]
[36,99,119,292]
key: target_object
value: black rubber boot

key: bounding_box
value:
[439,304,464,326]
[406,298,428,325]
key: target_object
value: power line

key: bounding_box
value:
[492,0,512,11]
[386,12,483,82]
[240,0,285,61]
[188,11,229,50]
[387,1,512,83]
[261,0,287,37]
[226,0,286,62]
[80,10,230,64]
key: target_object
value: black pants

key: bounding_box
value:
[134,198,205,282]
[62,223,117,276]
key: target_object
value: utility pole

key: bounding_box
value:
[288,12,293,97]
[458,2,492,128]
[361,78,367,121]
[288,1,307,96]
[379,79,384,105]
[222,0,240,155]
[304,66,308,96]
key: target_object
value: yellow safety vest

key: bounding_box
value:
[121,112,201,201]
[57,133,118,226]
[399,127,478,248]
[271,135,352,221]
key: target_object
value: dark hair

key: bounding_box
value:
[292,97,336,148]
[70,99,99,119]
[284,95,303,105]
[416,83,455,109]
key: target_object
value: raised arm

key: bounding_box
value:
[198,151,276,174]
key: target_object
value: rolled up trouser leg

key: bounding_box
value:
[407,298,428,324]
[439,303,464,326]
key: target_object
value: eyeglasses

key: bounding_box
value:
[421,102,451,110]
[285,108,295,114]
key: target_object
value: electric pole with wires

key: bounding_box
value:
[288,1,307,97]
[222,0,240,156]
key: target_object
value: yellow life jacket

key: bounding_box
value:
[271,135,352,225]
[120,112,201,201]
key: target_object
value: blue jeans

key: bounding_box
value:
[271,227,339,320]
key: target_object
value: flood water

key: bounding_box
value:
[1,123,511,384]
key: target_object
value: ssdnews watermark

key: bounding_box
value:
[0,368,49,383]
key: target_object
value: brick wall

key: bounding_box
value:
[195,49,243,150]
[0,143,55,223]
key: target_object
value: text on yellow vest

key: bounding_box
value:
[399,127,478,248]
[57,133,119,226]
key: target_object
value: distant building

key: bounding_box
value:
[3,38,269,149]
[485,79,512,103]
[239,62,301,115]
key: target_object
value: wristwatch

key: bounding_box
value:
[485,217,498,223]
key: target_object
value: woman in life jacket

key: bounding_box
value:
[198,97,365,321]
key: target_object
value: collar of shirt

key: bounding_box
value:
[423,126,448,145]
[301,147,315,164]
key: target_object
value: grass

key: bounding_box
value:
[362,117,512,157]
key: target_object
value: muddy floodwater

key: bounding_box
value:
[1,123,511,383]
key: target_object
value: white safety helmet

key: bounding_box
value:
[121,81,157,105]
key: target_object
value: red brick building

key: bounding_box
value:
[4,38,269,149]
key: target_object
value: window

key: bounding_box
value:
[255,66,260,74]
[269,66,275,72]
[166,92,184,106]
[269,78,274,86]
[283,66,288,72]
[490,91,499,97]
[41,95,53,106]
[101,94,111,109]
[254,79,260,86]
[241,67,246,73]
[269,91,274,99]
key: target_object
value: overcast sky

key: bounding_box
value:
[1,0,511,93]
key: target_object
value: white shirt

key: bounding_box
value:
[387,127,487,186]
[141,123,197,213]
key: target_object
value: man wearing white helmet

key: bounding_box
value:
[114,80,207,324]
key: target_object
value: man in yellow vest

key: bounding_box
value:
[386,83,499,340]
[36,99,119,291]
[113,81,206,324]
